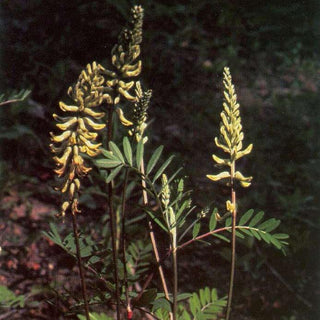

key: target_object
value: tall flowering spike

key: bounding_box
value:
[128,81,152,142]
[50,62,107,216]
[207,67,253,187]
[100,5,144,109]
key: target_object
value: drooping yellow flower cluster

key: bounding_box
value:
[207,67,253,188]
[100,5,143,108]
[50,62,107,216]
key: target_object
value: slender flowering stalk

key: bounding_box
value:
[207,67,253,320]
[50,62,107,320]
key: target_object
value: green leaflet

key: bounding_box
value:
[146,145,163,175]
[109,141,124,163]
[136,138,144,170]
[123,136,133,166]
[152,155,175,183]
[239,209,254,225]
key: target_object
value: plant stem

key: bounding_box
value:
[140,160,173,319]
[106,105,121,320]
[226,162,237,320]
[172,247,178,320]
[71,210,90,320]
[121,168,131,317]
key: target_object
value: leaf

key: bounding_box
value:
[225,217,232,227]
[133,288,157,307]
[250,229,261,240]
[152,298,171,312]
[259,231,271,243]
[77,312,113,320]
[249,211,264,227]
[95,158,122,169]
[213,233,230,243]
[123,137,132,166]
[239,209,254,225]
[258,218,281,232]
[136,139,144,170]
[152,155,175,183]
[105,165,123,183]
[0,285,25,308]
[273,233,289,240]
[145,209,168,232]
[100,148,119,161]
[192,222,201,239]
[187,287,227,320]
[109,141,124,162]
[209,210,217,231]
[147,145,163,175]
[42,223,63,247]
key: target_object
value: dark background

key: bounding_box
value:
[0,1,319,319]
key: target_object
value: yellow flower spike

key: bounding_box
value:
[77,118,88,132]
[61,201,70,212]
[123,65,142,78]
[114,96,120,104]
[118,87,137,102]
[234,171,253,184]
[120,51,126,64]
[118,80,135,91]
[214,137,229,153]
[240,181,251,188]
[215,211,223,221]
[59,101,79,112]
[56,117,78,130]
[206,171,231,182]
[78,135,102,150]
[85,147,100,157]
[83,107,105,119]
[50,130,72,143]
[69,182,75,199]
[80,131,98,140]
[53,146,72,165]
[226,200,235,213]
[83,117,106,130]
[235,144,253,160]
[116,107,133,126]
[212,154,231,166]
[74,178,81,190]
[60,179,70,193]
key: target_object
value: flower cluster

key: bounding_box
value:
[207,67,253,187]
[100,5,144,107]
[50,62,106,216]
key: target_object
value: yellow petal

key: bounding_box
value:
[83,108,105,119]
[212,154,230,166]
[206,171,231,182]
[83,117,106,130]
[116,107,133,126]
[59,101,79,112]
[235,144,253,160]
[50,130,72,143]
[118,87,136,102]
[56,117,78,130]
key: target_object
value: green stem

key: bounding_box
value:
[106,105,121,320]
[71,211,90,320]
[140,159,172,319]
[121,168,130,317]
[172,247,178,320]
[226,162,237,320]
